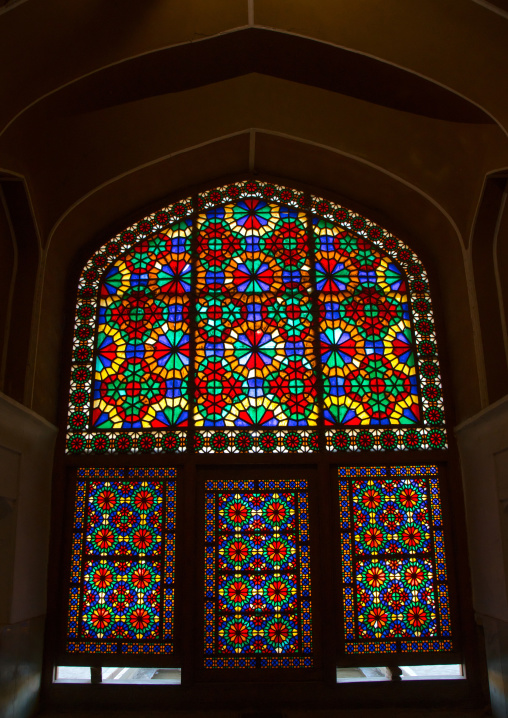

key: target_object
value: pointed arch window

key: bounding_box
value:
[61,180,456,674]
[66,180,446,456]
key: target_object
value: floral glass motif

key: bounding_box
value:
[66,468,176,656]
[339,465,452,655]
[195,201,317,429]
[66,180,446,455]
[204,477,312,668]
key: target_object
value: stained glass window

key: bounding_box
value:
[204,476,312,668]
[195,202,317,429]
[338,465,453,655]
[66,180,446,456]
[66,467,176,657]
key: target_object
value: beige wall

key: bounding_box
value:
[0,394,56,718]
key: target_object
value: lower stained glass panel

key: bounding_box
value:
[339,465,453,655]
[204,477,313,668]
[66,467,176,656]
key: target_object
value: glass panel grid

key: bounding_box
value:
[204,477,313,668]
[338,465,453,656]
[66,467,177,657]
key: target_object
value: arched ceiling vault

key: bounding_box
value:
[0,2,507,253]
[1,0,506,424]
[1,70,506,251]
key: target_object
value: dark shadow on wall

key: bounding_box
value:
[0,176,40,405]
[471,172,508,404]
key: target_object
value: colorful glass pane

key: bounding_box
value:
[66,180,446,455]
[195,203,317,428]
[339,465,453,655]
[316,221,418,426]
[66,467,176,656]
[92,221,191,430]
[204,477,312,668]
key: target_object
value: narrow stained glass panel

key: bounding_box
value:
[339,465,453,655]
[66,467,176,656]
[316,220,419,426]
[92,222,191,431]
[204,477,313,668]
[194,201,318,429]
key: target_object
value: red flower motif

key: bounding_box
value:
[364,527,384,549]
[367,607,388,629]
[130,608,151,631]
[266,540,287,563]
[228,541,248,563]
[268,621,289,644]
[399,487,419,508]
[267,580,288,603]
[401,526,422,547]
[266,501,286,524]
[365,565,386,588]
[228,621,249,645]
[132,528,153,550]
[227,581,248,603]
[90,607,111,630]
[95,528,114,550]
[92,566,113,589]
[404,566,425,586]
[97,490,116,511]
[131,567,152,589]
[407,605,427,628]
[228,502,248,524]
[134,490,154,512]
[361,489,381,510]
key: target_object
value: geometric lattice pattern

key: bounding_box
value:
[92,222,191,431]
[204,477,312,668]
[339,465,453,655]
[66,467,176,656]
[66,180,446,455]
[316,219,418,427]
[195,202,317,428]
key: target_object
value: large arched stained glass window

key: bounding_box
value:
[61,180,457,672]
[66,180,446,456]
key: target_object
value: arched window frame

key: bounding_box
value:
[54,179,463,690]
[66,179,447,457]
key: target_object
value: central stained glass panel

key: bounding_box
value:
[195,201,318,427]
[204,476,312,668]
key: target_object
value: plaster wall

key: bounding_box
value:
[0,394,57,718]
[456,397,508,717]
